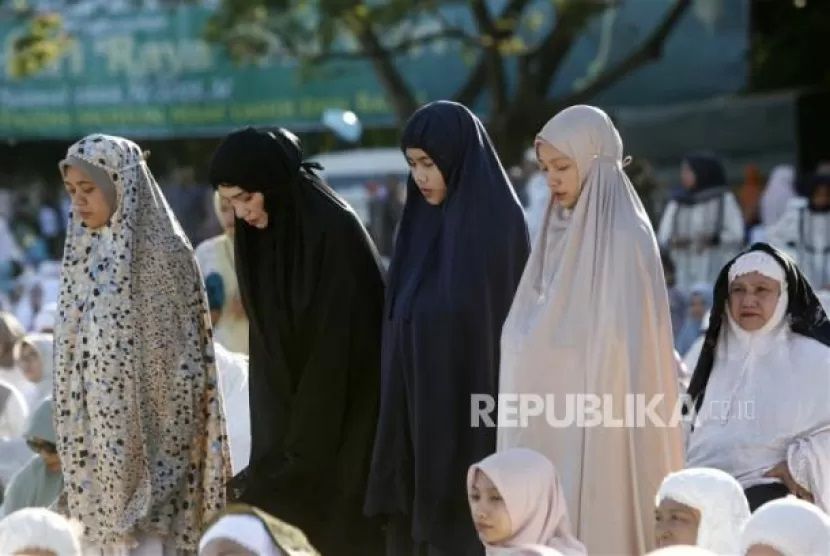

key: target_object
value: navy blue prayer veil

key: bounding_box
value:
[366,100,530,552]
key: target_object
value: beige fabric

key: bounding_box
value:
[498,105,684,555]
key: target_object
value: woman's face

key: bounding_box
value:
[689,293,709,321]
[681,161,696,190]
[537,140,580,209]
[17,342,43,383]
[27,438,61,473]
[728,272,782,332]
[62,165,112,230]
[468,470,512,545]
[217,185,269,229]
[654,498,700,549]
[811,183,830,211]
[405,148,448,206]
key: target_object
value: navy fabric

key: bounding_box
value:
[364,101,530,552]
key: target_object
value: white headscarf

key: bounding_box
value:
[15,333,54,402]
[200,514,284,556]
[740,497,830,555]
[760,165,796,227]
[656,468,750,554]
[467,449,586,556]
[0,508,83,556]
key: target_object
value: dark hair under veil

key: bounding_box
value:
[209,127,385,553]
[365,101,529,552]
[672,152,729,205]
[686,242,830,414]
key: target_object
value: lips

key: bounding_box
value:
[474,521,492,531]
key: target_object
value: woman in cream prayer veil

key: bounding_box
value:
[498,105,684,555]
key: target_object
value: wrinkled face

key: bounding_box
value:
[537,140,580,209]
[689,293,709,321]
[468,470,512,545]
[811,183,830,211]
[405,147,448,206]
[746,545,783,556]
[17,342,43,383]
[654,498,701,549]
[681,161,696,190]
[200,538,257,556]
[217,185,269,229]
[217,195,236,235]
[728,272,782,332]
[62,165,112,230]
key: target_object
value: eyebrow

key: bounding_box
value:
[63,180,95,187]
[407,155,432,163]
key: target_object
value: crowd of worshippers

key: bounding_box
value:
[0,102,828,555]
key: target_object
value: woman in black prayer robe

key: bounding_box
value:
[209,127,385,554]
[364,101,530,555]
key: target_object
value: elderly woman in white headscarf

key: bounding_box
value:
[655,467,750,554]
[55,134,230,553]
[466,448,585,555]
[199,504,319,556]
[0,507,83,556]
[686,243,830,512]
[195,192,249,354]
[498,105,683,554]
[740,497,830,556]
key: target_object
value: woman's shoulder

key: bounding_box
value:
[789,332,830,363]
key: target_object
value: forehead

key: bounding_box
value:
[731,271,779,288]
[404,147,431,160]
[62,164,94,183]
[657,498,697,514]
[471,469,497,490]
[536,140,570,162]
[217,184,246,198]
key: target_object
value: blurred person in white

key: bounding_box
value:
[740,497,830,556]
[466,448,586,556]
[675,283,713,358]
[655,468,750,554]
[199,504,319,556]
[213,343,251,475]
[1,398,63,518]
[0,508,83,556]
[195,192,249,354]
[14,333,53,404]
[767,173,830,291]
[685,244,830,512]
[658,153,745,291]
[754,165,796,243]
[0,312,36,411]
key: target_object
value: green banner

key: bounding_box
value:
[0,2,748,140]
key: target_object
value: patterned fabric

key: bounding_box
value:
[54,134,230,551]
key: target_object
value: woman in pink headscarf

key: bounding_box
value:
[466,448,586,555]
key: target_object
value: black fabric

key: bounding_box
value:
[806,173,830,213]
[744,483,789,512]
[208,127,385,554]
[672,152,729,205]
[686,242,830,414]
[364,101,530,552]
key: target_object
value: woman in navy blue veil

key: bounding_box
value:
[365,101,530,555]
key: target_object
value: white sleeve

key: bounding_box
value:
[657,201,678,248]
[787,425,830,512]
[766,202,801,253]
[720,193,745,245]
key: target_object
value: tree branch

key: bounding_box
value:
[470,0,508,113]
[556,0,692,107]
[350,19,419,122]
[310,27,476,62]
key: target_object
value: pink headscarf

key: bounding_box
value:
[467,449,586,555]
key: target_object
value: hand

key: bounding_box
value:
[228,295,246,319]
[764,461,814,502]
